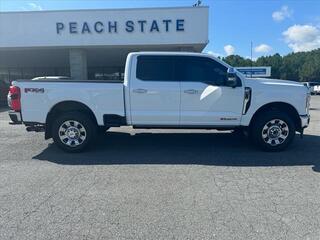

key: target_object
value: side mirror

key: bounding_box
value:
[226,68,238,88]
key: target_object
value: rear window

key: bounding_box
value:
[136,56,174,81]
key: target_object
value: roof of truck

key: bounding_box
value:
[129,51,231,68]
[131,51,210,56]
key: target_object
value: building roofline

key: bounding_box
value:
[0,5,208,14]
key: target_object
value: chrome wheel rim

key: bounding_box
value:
[58,120,86,147]
[262,119,289,146]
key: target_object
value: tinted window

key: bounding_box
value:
[137,56,174,81]
[176,56,228,85]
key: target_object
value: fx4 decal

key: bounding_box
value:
[24,88,45,93]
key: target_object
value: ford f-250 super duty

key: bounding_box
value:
[7,52,310,152]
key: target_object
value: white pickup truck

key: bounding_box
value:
[8,52,310,152]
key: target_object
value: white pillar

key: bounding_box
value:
[69,49,88,80]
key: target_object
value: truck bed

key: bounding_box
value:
[14,80,125,125]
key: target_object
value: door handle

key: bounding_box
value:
[184,89,198,94]
[133,88,147,94]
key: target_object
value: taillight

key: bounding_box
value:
[8,86,21,111]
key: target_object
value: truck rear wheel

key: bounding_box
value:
[251,110,296,151]
[52,112,96,152]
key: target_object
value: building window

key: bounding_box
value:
[0,68,10,85]
[88,67,124,81]
[0,67,70,81]
[8,68,23,81]
[0,69,10,103]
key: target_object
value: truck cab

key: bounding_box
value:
[125,53,244,127]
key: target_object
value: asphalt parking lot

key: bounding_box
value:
[0,97,320,240]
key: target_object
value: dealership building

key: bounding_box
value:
[0,6,209,84]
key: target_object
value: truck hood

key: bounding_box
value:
[244,77,305,88]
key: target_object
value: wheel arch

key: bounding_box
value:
[249,102,301,132]
[45,101,98,139]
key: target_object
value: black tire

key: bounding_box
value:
[250,110,296,151]
[52,112,97,152]
[98,126,110,135]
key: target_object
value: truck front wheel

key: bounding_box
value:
[251,110,296,151]
[52,112,96,152]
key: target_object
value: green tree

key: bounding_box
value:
[223,55,253,67]
[255,54,282,79]
[221,48,320,82]
[299,52,320,82]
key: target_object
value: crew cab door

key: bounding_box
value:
[178,56,244,126]
[129,55,180,125]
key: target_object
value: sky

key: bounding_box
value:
[1,0,320,59]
